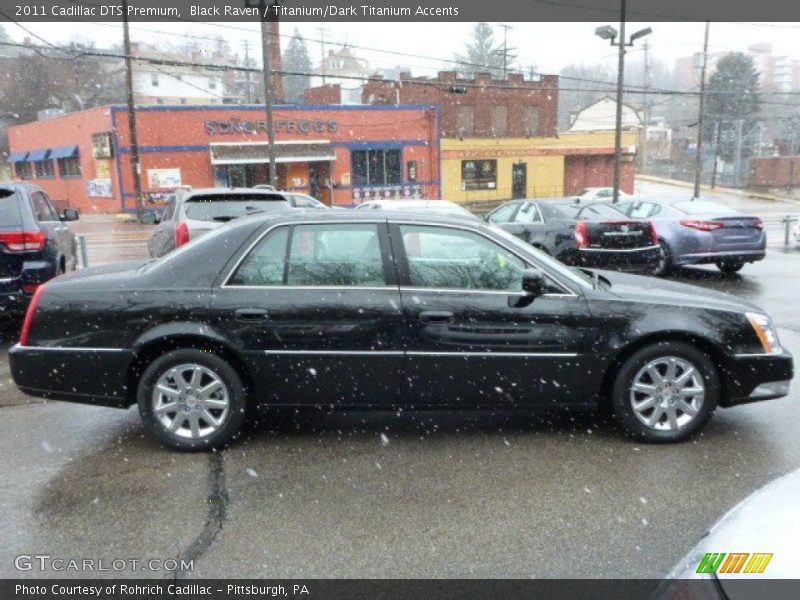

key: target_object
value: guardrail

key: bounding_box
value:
[782,215,799,246]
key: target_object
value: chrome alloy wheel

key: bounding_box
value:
[629,356,705,432]
[151,363,230,439]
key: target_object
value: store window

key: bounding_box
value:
[58,157,82,177]
[151,73,159,87]
[34,159,55,178]
[461,159,497,191]
[92,133,113,158]
[352,149,402,186]
[14,162,32,179]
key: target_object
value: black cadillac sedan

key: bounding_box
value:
[485,199,661,273]
[10,211,792,450]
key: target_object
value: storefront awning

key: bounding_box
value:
[6,151,28,163]
[50,145,79,159]
[27,148,50,162]
[210,142,336,165]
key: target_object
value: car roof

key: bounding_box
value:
[184,187,288,197]
[231,208,484,229]
[0,181,39,194]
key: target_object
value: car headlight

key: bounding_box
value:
[746,312,782,355]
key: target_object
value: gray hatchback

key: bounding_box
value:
[148,188,293,258]
[616,198,766,275]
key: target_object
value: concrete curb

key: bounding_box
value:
[636,175,800,204]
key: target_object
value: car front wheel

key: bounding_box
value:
[611,341,718,442]
[137,349,247,451]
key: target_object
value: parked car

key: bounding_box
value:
[11,211,792,450]
[284,193,329,209]
[576,187,634,203]
[147,187,293,258]
[616,199,766,275]
[485,199,661,273]
[0,182,79,316]
[356,199,478,220]
[659,468,800,594]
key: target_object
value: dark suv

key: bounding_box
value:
[0,182,79,315]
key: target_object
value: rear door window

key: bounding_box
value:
[30,191,59,222]
[486,203,519,223]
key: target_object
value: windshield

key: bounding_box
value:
[183,194,291,221]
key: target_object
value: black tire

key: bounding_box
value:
[611,341,718,443]
[716,259,744,274]
[651,241,672,276]
[137,349,248,451]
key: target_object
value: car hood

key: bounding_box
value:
[666,468,800,585]
[596,270,764,314]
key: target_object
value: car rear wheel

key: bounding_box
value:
[651,241,672,276]
[611,341,718,442]
[716,259,744,274]
[137,349,247,451]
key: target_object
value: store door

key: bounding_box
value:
[512,163,527,199]
[228,166,247,187]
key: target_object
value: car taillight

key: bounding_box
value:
[175,222,190,247]
[20,283,46,347]
[574,221,590,248]
[649,221,659,245]
[21,283,41,294]
[680,219,725,231]
[0,231,47,252]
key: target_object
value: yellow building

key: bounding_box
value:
[441,131,637,204]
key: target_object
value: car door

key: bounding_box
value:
[211,220,405,407]
[30,191,71,271]
[390,221,596,408]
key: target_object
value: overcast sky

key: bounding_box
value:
[6,21,800,77]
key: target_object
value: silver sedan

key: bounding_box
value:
[616,198,766,276]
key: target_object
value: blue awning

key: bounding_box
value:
[50,145,78,159]
[27,148,51,162]
[6,151,28,163]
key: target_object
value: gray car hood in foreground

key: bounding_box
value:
[597,270,764,314]
[667,468,800,585]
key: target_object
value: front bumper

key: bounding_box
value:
[720,351,793,407]
[577,245,661,273]
[9,344,135,408]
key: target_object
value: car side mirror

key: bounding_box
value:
[153,213,162,224]
[62,208,79,222]
[522,268,546,296]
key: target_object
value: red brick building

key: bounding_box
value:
[6,103,440,213]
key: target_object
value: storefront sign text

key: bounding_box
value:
[205,116,338,135]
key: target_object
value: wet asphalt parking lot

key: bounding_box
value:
[1,181,799,579]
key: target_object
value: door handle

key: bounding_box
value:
[235,308,269,322]
[419,310,455,324]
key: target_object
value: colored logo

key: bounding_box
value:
[696,552,773,574]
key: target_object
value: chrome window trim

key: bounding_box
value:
[220,216,580,297]
[399,287,577,298]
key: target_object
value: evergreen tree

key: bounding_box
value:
[282,28,312,103]
[454,22,505,77]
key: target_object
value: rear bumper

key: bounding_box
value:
[675,249,766,266]
[577,245,661,273]
[0,260,58,314]
[720,351,793,407]
[9,344,135,408]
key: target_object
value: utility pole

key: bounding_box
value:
[612,1,627,204]
[711,120,722,189]
[122,0,144,220]
[497,24,515,80]
[734,119,744,187]
[641,38,650,176]
[317,27,329,85]
[260,0,279,189]
[243,40,252,103]
[693,21,710,200]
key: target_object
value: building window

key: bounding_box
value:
[209,78,217,90]
[34,159,55,178]
[180,98,187,105]
[461,159,497,191]
[490,106,508,136]
[14,162,32,179]
[151,73,159,87]
[58,157,82,177]
[523,106,540,136]
[92,132,113,158]
[352,149,402,186]
[456,106,475,136]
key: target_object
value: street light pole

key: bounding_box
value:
[595,3,651,204]
[260,0,280,189]
[693,21,710,200]
[122,0,144,220]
